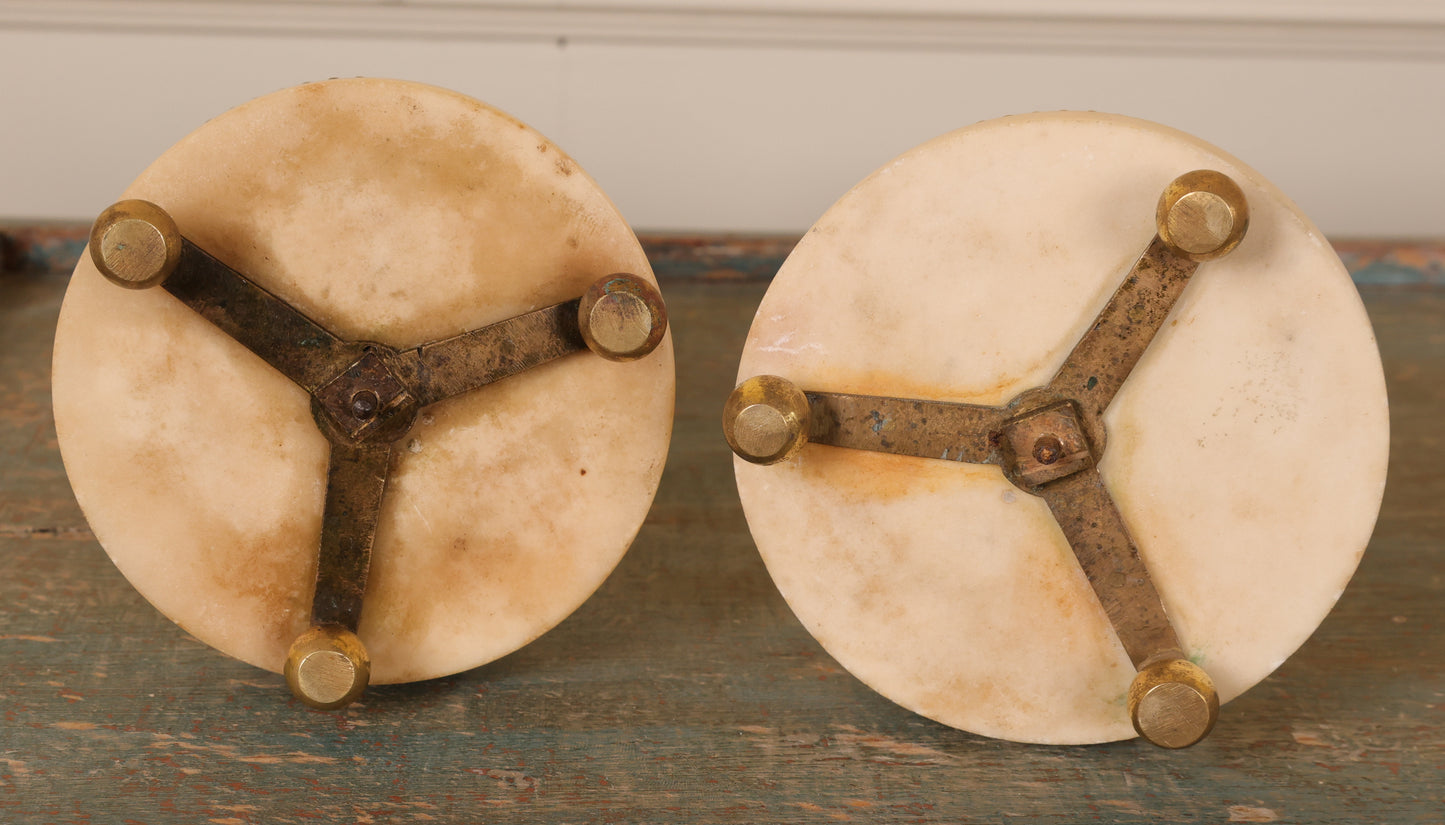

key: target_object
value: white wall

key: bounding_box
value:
[2,0,1443,237]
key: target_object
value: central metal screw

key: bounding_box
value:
[1032,434,1064,465]
[350,389,380,420]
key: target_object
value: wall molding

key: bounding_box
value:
[3,0,1445,58]
[5,2,1444,234]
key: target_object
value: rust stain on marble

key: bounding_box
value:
[202,513,317,653]
[794,445,964,504]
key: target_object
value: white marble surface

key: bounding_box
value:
[735,112,1389,744]
[52,79,674,684]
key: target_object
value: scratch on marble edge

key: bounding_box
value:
[401,487,435,535]
[758,330,825,355]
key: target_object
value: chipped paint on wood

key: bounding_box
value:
[9,224,1445,286]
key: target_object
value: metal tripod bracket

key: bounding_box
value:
[724,170,1249,748]
[89,199,669,710]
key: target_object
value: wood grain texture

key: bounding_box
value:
[8,224,1445,287]
[1,270,1441,823]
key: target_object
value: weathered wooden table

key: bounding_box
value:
[1,238,1441,823]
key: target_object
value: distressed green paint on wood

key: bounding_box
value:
[5,224,1445,285]
[0,273,1441,823]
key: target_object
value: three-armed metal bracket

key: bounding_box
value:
[89,199,668,710]
[723,171,1249,748]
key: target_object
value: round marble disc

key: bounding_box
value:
[735,112,1388,744]
[53,79,674,685]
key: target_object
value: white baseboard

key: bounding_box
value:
[5,0,1445,57]
[3,0,1443,236]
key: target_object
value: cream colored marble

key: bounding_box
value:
[735,112,1388,744]
[52,79,674,684]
